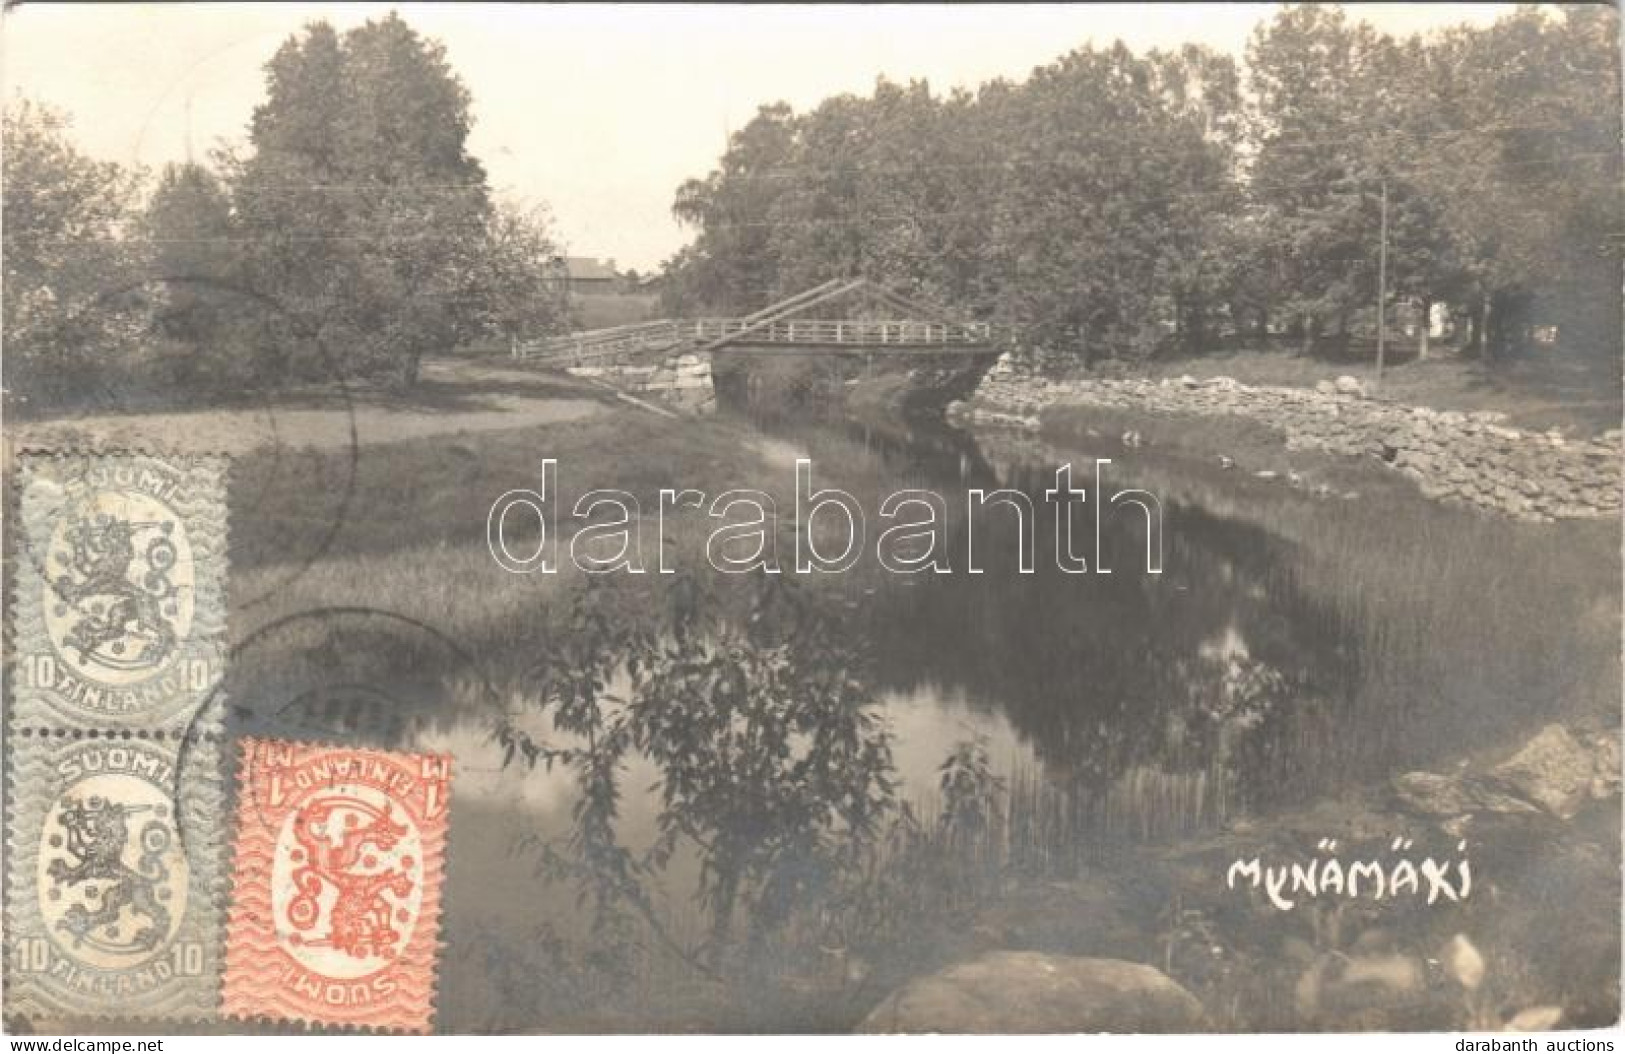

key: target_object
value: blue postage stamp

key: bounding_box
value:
[11,454,228,733]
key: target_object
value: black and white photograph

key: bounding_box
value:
[1,1,1621,1041]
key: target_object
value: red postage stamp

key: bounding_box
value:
[221,738,452,1033]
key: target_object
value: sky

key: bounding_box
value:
[3,2,1515,271]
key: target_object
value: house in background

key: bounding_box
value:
[550,256,623,295]
[548,255,661,329]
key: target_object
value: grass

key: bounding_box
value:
[1035,403,1622,756]
[572,292,661,330]
[230,406,788,684]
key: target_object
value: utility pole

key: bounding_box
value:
[1374,178,1389,389]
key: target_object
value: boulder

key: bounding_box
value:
[1584,730,1621,799]
[1390,771,1538,817]
[1296,951,1427,1022]
[857,951,1205,1033]
[1489,724,1596,819]
[1391,771,1475,815]
[1334,375,1366,397]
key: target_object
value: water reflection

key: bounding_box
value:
[868,477,1357,842]
[725,409,1360,843]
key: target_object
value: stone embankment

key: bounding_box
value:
[951,359,1622,522]
[567,352,716,414]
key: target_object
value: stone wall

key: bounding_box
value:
[954,359,1622,522]
[567,352,716,414]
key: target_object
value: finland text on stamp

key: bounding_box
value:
[4,733,225,1024]
[222,739,452,1033]
[11,454,229,732]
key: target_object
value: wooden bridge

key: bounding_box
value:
[514,277,1005,367]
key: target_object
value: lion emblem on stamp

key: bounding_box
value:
[277,790,423,968]
[14,454,228,730]
[223,739,452,1033]
[44,793,179,958]
[45,498,192,682]
[5,737,222,1022]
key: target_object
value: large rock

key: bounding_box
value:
[1295,951,1428,1023]
[1489,724,1596,819]
[1585,730,1621,799]
[857,951,1205,1033]
[1390,771,1538,817]
[1334,375,1367,397]
[1390,771,1475,815]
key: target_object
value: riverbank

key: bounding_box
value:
[949,354,1623,523]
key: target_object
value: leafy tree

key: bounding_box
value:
[669,102,799,314]
[1141,45,1246,352]
[140,162,247,387]
[499,573,896,967]
[230,13,495,386]
[473,198,570,351]
[661,3,1621,369]
[1420,5,1623,357]
[2,99,147,405]
[665,52,1248,362]
[1244,4,1381,352]
[1243,3,1620,361]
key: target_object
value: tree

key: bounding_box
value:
[661,3,1621,368]
[140,162,247,387]
[973,42,1243,359]
[1420,5,1623,358]
[474,198,569,351]
[665,52,1248,362]
[1242,3,1622,362]
[2,99,147,404]
[231,13,494,386]
[1142,45,1246,352]
[669,102,799,313]
[1245,4,1382,352]
[500,573,897,967]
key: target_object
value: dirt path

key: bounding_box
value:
[7,357,609,456]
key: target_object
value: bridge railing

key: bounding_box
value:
[516,319,686,364]
[692,318,997,346]
[517,317,1004,363]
